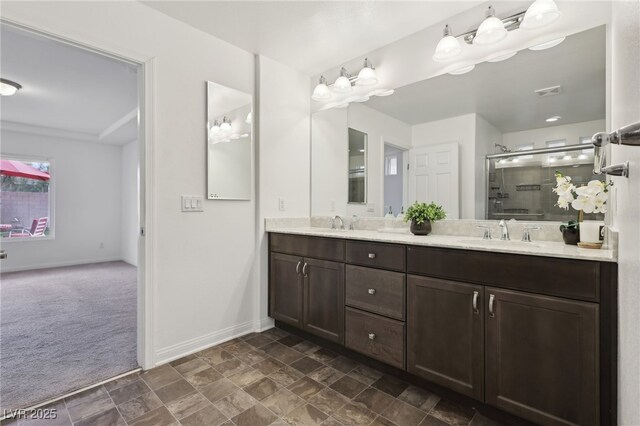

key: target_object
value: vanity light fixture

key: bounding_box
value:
[368,88,394,97]
[546,115,562,122]
[486,51,518,62]
[312,76,332,101]
[521,0,561,30]
[220,116,232,131]
[209,120,221,134]
[529,36,566,50]
[356,58,378,86]
[433,25,462,62]
[0,78,22,96]
[333,67,353,93]
[474,6,508,45]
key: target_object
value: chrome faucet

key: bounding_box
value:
[498,219,510,241]
[522,226,541,242]
[331,215,345,230]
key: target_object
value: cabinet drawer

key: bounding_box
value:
[345,307,405,369]
[407,246,600,302]
[346,265,405,320]
[346,240,405,271]
[270,233,345,262]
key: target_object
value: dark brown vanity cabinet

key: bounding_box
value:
[269,234,345,344]
[485,288,598,426]
[407,276,484,400]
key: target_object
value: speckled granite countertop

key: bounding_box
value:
[265,219,617,263]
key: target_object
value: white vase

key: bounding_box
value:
[580,220,605,243]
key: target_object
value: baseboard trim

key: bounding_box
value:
[257,317,275,332]
[0,257,125,273]
[154,319,260,366]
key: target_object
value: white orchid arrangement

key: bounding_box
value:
[553,172,612,214]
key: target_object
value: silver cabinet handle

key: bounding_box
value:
[472,291,479,314]
[368,333,376,340]
[368,288,376,295]
[368,253,376,259]
[296,261,302,275]
[0,250,7,260]
[302,262,309,276]
[489,294,495,318]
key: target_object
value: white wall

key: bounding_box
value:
[345,103,411,217]
[502,119,606,151]
[475,116,503,219]
[1,130,122,271]
[411,113,476,219]
[121,140,138,266]
[256,55,311,329]
[311,108,348,217]
[1,1,257,365]
[609,1,640,423]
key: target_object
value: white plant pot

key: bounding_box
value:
[580,220,605,243]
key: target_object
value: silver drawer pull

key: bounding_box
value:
[472,291,479,314]
[368,288,376,295]
[489,294,495,318]
[368,253,376,259]
[368,333,376,340]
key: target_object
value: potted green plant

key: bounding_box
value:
[404,201,446,235]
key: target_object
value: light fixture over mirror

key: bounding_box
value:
[474,6,508,45]
[521,0,561,30]
[333,68,353,93]
[433,25,462,62]
[356,58,378,86]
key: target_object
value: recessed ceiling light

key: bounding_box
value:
[546,115,562,122]
[0,78,22,96]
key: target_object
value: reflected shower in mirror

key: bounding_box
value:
[207,81,252,200]
[310,25,606,220]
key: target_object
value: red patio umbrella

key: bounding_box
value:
[0,159,50,181]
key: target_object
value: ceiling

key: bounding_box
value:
[0,24,139,145]
[141,1,483,75]
[364,26,606,133]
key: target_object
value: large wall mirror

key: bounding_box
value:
[311,25,606,221]
[207,81,252,200]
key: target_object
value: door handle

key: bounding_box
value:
[368,253,376,259]
[488,294,495,318]
[295,261,302,275]
[302,262,309,277]
[472,291,479,314]
[368,288,376,295]
[0,250,6,260]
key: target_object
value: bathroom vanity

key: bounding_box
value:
[267,226,617,426]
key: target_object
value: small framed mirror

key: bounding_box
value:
[348,128,367,204]
[207,81,252,200]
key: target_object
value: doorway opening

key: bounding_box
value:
[0,22,143,411]
[383,143,408,217]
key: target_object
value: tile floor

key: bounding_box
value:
[2,328,505,426]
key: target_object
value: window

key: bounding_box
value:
[0,156,53,239]
[546,139,566,161]
[580,136,594,155]
[385,155,398,176]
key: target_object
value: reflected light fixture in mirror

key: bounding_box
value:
[474,6,508,45]
[448,64,475,75]
[433,25,462,62]
[529,36,566,50]
[521,0,561,30]
[220,116,232,131]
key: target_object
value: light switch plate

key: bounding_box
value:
[278,197,286,211]
[182,195,204,212]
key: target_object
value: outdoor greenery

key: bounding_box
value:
[404,201,446,225]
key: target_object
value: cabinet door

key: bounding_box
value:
[407,276,484,399]
[303,258,345,344]
[270,253,303,327]
[485,288,598,426]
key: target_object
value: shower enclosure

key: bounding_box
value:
[486,144,605,222]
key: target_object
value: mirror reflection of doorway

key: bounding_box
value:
[383,143,408,216]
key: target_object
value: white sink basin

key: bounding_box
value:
[457,238,541,248]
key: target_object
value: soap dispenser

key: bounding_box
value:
[397,206,404,219]
[384,206,394,229]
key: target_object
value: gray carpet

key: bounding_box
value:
[0,261,138,410]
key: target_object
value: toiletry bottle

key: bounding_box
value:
[385,206,394,229]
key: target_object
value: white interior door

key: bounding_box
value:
[409,142,459,219]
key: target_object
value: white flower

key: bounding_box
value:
[557,197,571,210]
[587,180,605,193]
[572,195,596,213]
